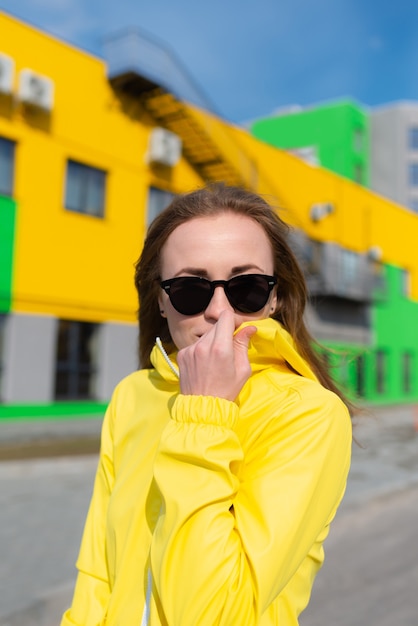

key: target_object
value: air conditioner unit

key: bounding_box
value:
[310,202,335,223]
[0,53,14,94]
[148,127,182,167]
[18,69,54,111]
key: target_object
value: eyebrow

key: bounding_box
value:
[172,264,265,278]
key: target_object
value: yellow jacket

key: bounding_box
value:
[61,318,352,625]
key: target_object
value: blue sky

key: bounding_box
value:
[1,0,418,123]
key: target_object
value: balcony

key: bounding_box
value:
[289,232,386,303]
[102,28,216,112]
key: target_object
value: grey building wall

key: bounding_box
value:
[370,102,418,211]
[0,313,58,403]
[0,316,138,405]
[305,302,372,345]
[92,322,138,402]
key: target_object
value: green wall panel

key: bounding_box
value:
[250,100,370,186]
[0,195,16,312]
[371,264,418,403]
[323,264,418,406]
[0,401,107,420]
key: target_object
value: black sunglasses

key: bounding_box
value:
[160,274,276,316]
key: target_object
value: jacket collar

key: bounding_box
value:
[242,318,317,381]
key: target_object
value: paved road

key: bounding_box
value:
[301,485,418,626]
[0,405,417,625]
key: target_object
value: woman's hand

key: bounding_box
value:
[177,311,257,401]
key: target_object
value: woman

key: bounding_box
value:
[61,184,352,626]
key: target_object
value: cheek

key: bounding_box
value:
[163,307,194,347]
[167,321,194,350]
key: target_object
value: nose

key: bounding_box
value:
[204,284,234,321]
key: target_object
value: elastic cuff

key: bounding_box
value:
[172,394,239,429]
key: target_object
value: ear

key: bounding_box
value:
[158,293,167,318]
[269,284,278,315]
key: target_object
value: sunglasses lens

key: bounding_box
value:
[227,275,272,313]
[168,277,212,315]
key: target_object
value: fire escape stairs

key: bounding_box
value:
[141,88,256,189]
[142,88,240,186]
[104,30,257,189]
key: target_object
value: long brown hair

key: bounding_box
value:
[135,183,352,411]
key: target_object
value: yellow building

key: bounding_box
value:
[1,11,417,416]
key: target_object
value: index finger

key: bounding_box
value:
[211,309,236,344]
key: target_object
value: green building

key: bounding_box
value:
[251,100,418,406]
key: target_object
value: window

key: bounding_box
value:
[409,127,418,150]
[402,352,413,394]
[340,249,358,287]
[353,128,364,153]
[0,137,15,197]
[146,187,174,226]
[0,314,6,399]
[353,163,364,184]
[409,163,418,187]
[400,269,410,297]
[54,320,98,399]
[288,146,319,167]
[65,160,106,217]
[376,350,386,394]
[338,355,350,391]
[355,353,366,398]
[409,198,418,214]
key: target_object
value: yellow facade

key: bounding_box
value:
[1,8,418,331]
[0,12,202,323]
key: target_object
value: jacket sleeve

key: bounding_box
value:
[151,385,352,625]
[60,402,115,626]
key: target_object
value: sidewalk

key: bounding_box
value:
[343,403,418,508]
[0,417,102,460]
[1,403,418,625]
